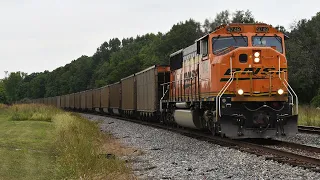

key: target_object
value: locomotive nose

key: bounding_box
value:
[235,47,280,65]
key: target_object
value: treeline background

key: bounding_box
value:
[0,10,320,106]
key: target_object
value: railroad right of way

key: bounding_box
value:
[82,113,320,180]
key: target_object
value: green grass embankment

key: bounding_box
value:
[298,105,320,126]
[0,104,133,180]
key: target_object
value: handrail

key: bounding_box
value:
[216,56,233,119]
[279,56,298,114]
[160,76,209,86]
[268,70,294,107]
[160,85,170,112]
[216,70,253,118]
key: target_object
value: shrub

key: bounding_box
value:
[311,95,320,107]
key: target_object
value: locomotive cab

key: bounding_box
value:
[164,23,298,139]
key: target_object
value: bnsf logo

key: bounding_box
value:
[221,67,287,81]
[224,67,287,75]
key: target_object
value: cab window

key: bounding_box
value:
[212,36,248,55]
[252,36,283,53]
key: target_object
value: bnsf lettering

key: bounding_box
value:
[224,68,287,76]
[184,70,198,79]
[261,68,276,75]
[224,68,242,75]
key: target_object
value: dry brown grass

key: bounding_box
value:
[91,134,140,180]
[101,134,144,157]
[0,104,7,109]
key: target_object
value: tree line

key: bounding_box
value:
[1,10,320,106]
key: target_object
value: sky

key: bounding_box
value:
[0,0,319,78]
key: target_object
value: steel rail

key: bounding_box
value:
[298,125,320,135]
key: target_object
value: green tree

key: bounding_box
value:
[286,13,320,103]
[203,10,230,33]
[29,72,48,98]
[231,10,255,23]
[0,80,7,104]
[203,10,255,33]
[3,72,26,103]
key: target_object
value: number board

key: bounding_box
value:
[256,27,269,33]
[226,26,242,33]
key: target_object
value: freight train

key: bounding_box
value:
[31,23,299,139]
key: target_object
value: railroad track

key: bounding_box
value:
[298,125,320,135]
[83,112,320,172]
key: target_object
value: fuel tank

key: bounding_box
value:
[173,109,203,129]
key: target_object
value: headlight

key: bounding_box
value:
[254,52,260,57]
[278,89,284,95]
[237,89,244,95]
[254,57,260,63]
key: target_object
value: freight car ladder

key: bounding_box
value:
[160,84,170,112]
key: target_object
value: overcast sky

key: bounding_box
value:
[0,0,319,78]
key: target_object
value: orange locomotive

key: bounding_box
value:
[161,23,298,138]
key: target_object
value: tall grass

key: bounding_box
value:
[7,104,61,121]
[4,104,133,179]
[0,104,7,109]
[298,105,320,126]
[53,113,132,179]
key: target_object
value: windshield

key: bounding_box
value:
[212,36,248,55]
[252,36,283,53]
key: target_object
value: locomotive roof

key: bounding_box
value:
[169,49,183,57]
[213,23,280,34]
[170,23,285,58]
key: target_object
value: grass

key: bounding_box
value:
[298,105,320,126]
[0,106,55,179]
[8,104,61,122]
[53,113,132,179]
[0,103,8,109]
[0,104,134,180]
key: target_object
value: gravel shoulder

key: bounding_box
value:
[275,133,320,148]
[82,114,320,180]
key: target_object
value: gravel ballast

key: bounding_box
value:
[276,133,320,148]
[82,114,320,180]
